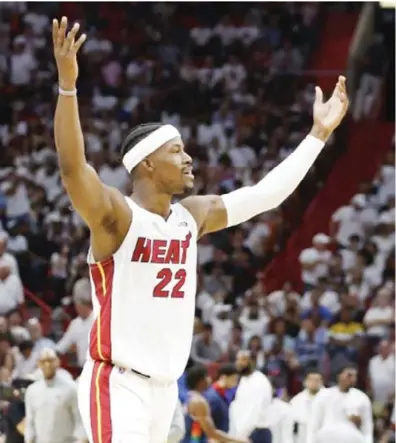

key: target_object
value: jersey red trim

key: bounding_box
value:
[89,257,115,362]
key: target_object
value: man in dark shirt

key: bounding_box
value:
[4,379,32,443]
[5,398,25,443]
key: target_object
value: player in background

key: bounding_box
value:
[183,365,248,443]
[230,351,273,442]
[307,365,373,443]
[290,369,324,443]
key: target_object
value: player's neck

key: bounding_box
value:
[131,182,173,219]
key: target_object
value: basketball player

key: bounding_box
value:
[290,369,323,443]
[307,365,373,443]
[183,365,248,443]
[52,16,349,443]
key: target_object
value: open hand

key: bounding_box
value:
[313,76,349,136]
[52,17,86,90]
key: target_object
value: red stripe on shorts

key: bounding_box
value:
[90,361,113,443]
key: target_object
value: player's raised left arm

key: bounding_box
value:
[182,77,349,237]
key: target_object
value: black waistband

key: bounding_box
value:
[131,368,150,379]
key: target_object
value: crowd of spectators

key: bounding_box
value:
[0,2,394,443]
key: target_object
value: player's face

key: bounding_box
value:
[304,373,323,393]
[149,137,194,195]
[235,354,250,374]
[339,368,357,388]
[224,374,239,389]
[39,356,57,379]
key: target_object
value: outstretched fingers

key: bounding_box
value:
[72,32,87,54]
[52,19,59,46]
[57,16,68,49]
[60,22,79,55]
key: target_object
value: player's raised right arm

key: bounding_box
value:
[53,17,131,258]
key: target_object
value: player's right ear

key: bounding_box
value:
[141,158,155,173]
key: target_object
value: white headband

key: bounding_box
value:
[122,124,181,172]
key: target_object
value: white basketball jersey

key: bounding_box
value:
[87,197,197,382]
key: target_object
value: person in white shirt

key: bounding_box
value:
[290,369,324,443]
[24,348,86,443]
[13,340,38,380]
[266,281,300,317]
[55,278,94,368]
[330,194,366,247]
[0,265,24,316]
[211,305,233,352]
[10,37,37,86]
[363,287,394,339]
[238,303,270,344]
[307,365,373,443]
[230,350,273,442]
[26,318,56,356]
[264,393,294,443]
[368,340,395,407]
[0,232,19,275]
[299,233,332,290]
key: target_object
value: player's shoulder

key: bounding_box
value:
[274,397,292,411]
[180,194,223,235]
[351,387,371,403]
[252,370,272,388]
[188,392,208,412]
[290,390,305,404]
[314,387,331,401]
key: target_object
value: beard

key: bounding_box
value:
[238,364,252,376]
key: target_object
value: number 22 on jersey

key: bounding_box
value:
[153,268,187,298]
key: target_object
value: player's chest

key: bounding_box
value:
[130,219,196,267]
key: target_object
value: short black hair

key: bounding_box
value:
[337,364,357,376]
[217,363,238,378]
[19,340,34,352]
[120,123,163,158]
[186,365,208,390]
[304,367,322,378]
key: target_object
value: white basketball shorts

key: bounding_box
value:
[78,360,178,443]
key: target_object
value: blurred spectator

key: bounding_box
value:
[190,323,223,365]
[12,340,36,380]
[0,265,23,316]
[266,282,300,318]
[327,308,363,375]
[24,348,85,443]
[2,378,34,443]
[55,278,93,369]
[353,34,387,121]
[211,305,233,352]
[363,287,394,343]
[295,318,327,374]
[0,233,19,276]
[26,318,56,355]
[299,233,332,290]
[330,194,367,247]
[239,300,270,345]
[300,277,340,317]
[368,340,395,409]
